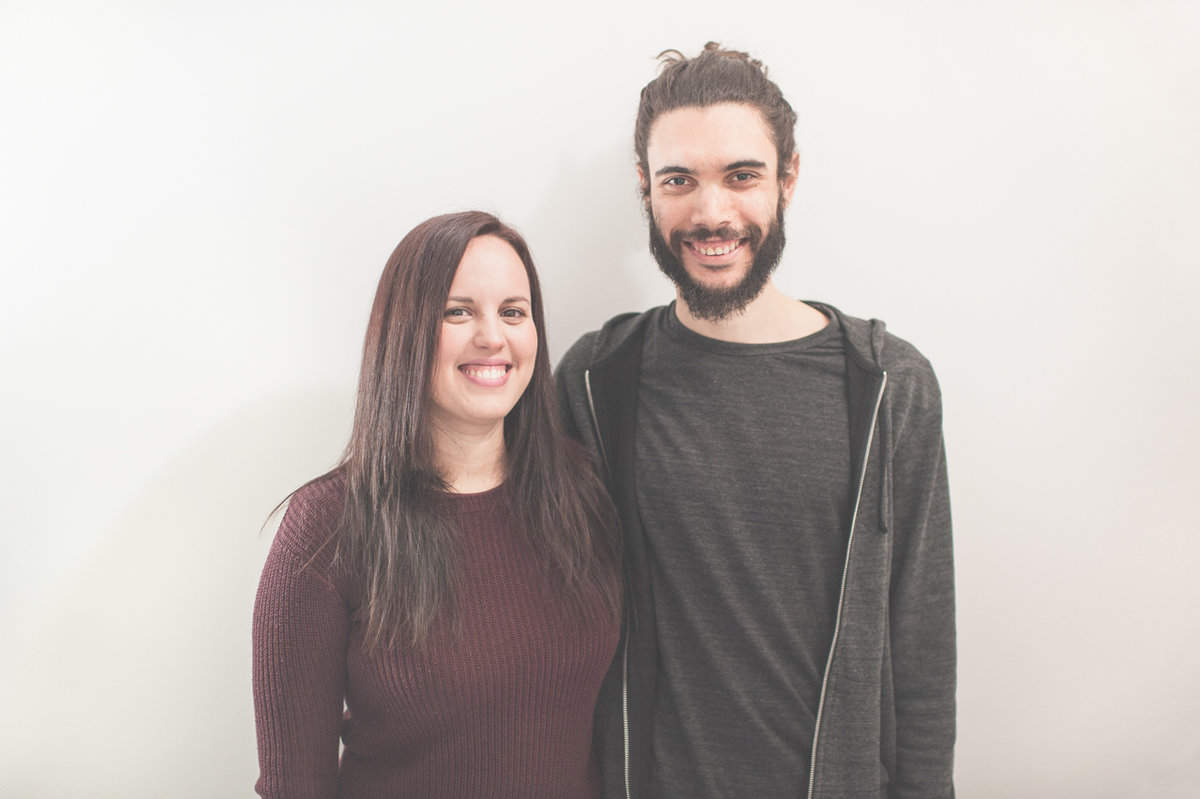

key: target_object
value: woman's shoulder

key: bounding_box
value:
[272,469,347,566]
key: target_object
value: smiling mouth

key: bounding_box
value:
[458,363,512,386]
[684,238,748,260]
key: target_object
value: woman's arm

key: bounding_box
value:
[252,514,349,799]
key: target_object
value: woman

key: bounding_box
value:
[252,211,621,798]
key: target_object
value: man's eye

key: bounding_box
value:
[731,172,757,182]
[664,176,689,187]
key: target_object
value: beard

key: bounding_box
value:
[647,198,786,322]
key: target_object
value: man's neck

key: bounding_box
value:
[674,281,828,344]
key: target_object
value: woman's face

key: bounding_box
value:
[429,234,538,437]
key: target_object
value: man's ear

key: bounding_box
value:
[637,164,650,207]
[780,152,800,208]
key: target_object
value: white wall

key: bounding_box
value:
[3,1,1197,796]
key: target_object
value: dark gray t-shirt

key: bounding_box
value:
[637,303,851,797]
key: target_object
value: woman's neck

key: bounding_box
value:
[432,421,507,493]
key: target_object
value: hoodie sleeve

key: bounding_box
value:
[887,363,956,799]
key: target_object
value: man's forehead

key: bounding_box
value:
[645,102,776,170]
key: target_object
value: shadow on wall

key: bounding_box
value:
[5,388,351,799]
[517,139,652,363]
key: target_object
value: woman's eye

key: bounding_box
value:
[501,307,527,319]
[444,307,469,319]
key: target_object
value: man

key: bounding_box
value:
[555,43,955,798]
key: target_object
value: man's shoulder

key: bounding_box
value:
[881,328,937,382]
[813,302,943,421]
[557,305,667,375]
[815,301,937,378]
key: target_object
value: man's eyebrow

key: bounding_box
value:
[652,160,769,177]
[726,160,768,171]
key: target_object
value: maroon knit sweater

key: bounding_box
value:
[252,474,619,798]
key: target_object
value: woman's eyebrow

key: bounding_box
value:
[446,295,530,304]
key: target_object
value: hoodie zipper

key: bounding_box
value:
[584,369,632,799]
[806,371,887,799]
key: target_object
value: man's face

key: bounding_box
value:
[642,102,797,321]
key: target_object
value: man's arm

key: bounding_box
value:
[888,365,956,799]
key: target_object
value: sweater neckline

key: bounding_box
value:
[433,481,508,514]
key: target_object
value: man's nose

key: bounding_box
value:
[690,184,734,231]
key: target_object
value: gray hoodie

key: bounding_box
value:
[554,302,955,799]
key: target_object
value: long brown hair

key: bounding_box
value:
[302,211,620,651]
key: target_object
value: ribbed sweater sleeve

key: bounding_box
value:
[252,486,348,799]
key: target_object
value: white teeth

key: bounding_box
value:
[698,243,736,256]
[463,365,506,379]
